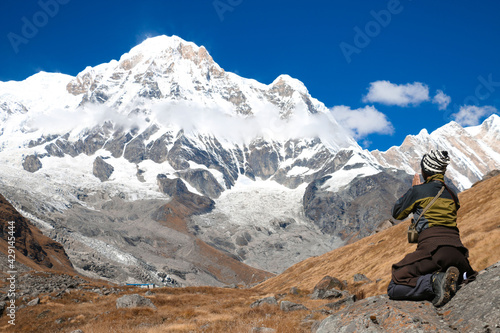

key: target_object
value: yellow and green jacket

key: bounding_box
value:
[392,174,459,233]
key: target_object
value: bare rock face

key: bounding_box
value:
[175,169,224,198]
[247,139,279,180]
[440,261,500,332]
[303,170,412,241]
[104,131,133,158]
[93,157,114,182]
[22,155,42,173]
[156,175,215,214]
[317,261,500,333]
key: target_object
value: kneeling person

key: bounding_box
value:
[387,150,476,307]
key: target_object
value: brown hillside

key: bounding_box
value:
[256,174,500,297]
[155,197,274,285]
[0,193,75,274]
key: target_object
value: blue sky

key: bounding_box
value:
[1,0,499,150]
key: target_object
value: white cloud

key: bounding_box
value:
[330,105,394,139]
[452,105,498,126]
[26,104,148,136]
[149,100,357,148]
[363,80,430,106]
[20,99,359,150]
[432,90,451,110]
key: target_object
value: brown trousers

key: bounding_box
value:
[392,226,475,287]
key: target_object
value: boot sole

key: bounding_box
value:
[433,266,459,307]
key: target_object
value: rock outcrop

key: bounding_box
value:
[93,156,114,182]
[303,169,412,241]
[316,261,500,333]
[22,155,42,173]
[440,261,500,332]
[157,174,215,214]
[175,168,225,199]
[0,272,87,301]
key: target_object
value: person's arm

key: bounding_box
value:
[392,174,420,220]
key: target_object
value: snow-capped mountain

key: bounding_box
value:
[371,114,500,191]
[0,35,498,286]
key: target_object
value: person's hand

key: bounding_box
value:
[412,173,422,186]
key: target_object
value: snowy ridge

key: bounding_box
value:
[322,152,382,192]
[371,114,500,190]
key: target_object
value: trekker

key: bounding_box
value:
[387,150,476,307]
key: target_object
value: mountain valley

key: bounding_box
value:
[0,35,499,288]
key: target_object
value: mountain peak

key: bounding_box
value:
[128,35,199,55]
[482,113,500,130]
[271,74,308,95]
[122,34,213,67]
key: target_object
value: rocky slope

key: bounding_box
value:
[0,193,74,274]
[316,261,500,333]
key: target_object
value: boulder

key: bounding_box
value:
[250,296,278,308]
[116,294,156,310]
[317,295,451,333]
[311,276,346,299]
[324,294,356,311]
[280,301,308,312]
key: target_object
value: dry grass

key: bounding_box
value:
[0,286,335,333]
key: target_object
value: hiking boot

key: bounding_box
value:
[431,266,459,307]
